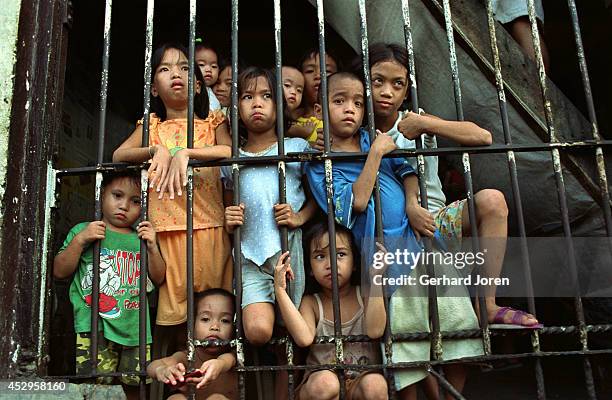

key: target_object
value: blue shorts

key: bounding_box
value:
[491,0,544,24]
[240,229,305,309]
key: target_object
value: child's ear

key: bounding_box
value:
[151,84,158,97]
[196,79,202,94]
[314,103,322,120]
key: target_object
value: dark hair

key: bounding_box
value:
[298,47,343,72]
[101,170,140,190]
[150,43,209,121]
[303,220,361,293]
[237,66,280,141]
[316,71,364,106]
[194,288,236,317]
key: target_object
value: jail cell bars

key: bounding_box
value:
[48,1,612,400]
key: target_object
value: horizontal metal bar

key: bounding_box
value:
[53,140,612,177]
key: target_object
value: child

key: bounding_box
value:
[53,170,166,400]
[364,42,540,329]
[147,288,238,400]
[113,43,233,330]
[195,40,222,111]
[284,50,340,147]
[213,58,232,114]
[222,66,317,346]
[274,221,388,400]
[282,66,316,143]
[304,72,483,400]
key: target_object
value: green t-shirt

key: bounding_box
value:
[61,222,153,346]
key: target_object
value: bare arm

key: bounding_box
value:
[53,222,106,279]
[398,112,492,146]
[147,351,188,385]
[136,221,166,286]
[403,175,435,240]
[112,125,149,163]
[191,352,237,389]
[364,243,390,338]
[274,252,317,347]
[352,134,397,213]
[287,122,316,140]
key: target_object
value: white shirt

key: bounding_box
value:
[386,110,447,213]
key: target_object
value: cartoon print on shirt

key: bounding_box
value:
[81,248,121,319]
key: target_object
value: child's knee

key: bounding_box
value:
[305,371,340,400]
[243,318,273,346]
[356,373,388,400]
[205,394,230,400]
[475,189,508,219]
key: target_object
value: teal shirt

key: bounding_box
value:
[61,222,152,346]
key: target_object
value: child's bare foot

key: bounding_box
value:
[476,301,541,328]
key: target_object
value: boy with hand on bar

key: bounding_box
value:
[53,170,166,400]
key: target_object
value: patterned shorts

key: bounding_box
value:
[76,333,151,386]
[433,199,466,252]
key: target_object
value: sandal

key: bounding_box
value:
[489,306,543,329]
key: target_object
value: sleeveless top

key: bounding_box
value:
[305,286,382,379]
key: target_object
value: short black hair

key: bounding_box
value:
[299,47,343,72]
[351,42,409,80]
[150,43,209,121]
[101,170,140,190]
[194,288,236,317]
[316,71,364,106]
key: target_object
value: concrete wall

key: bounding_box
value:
[0,0,21,242]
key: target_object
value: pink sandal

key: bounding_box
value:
[490,306,543,329]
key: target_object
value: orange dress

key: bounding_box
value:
[139,112,233,325]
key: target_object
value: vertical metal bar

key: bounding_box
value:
[138,1,154,398]
[441,0,491,355]
[315,0,345,397]
[230,1,246,399]
[186,2,197,399]
[272,1,294,398]
[358,1,398,396]
[525,1,596,398]
[91,0,113,377]
[483,1,545,397]
[566,0,612,237]
[399,0,444,372]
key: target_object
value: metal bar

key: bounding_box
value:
[483,1,545,398]
[400,0,444,374]
[186,3,197,400]
[272,1,295,398]
[441,0,491,356]
[138,2,154,399]
[91,0,113,377]
[316,0,345,397]
[566,0,612,237]
[230,1,245,399]
[526,0,596,398]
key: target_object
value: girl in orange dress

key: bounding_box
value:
[113,43,232,328]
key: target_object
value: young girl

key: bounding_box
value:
[147,289,237,399]
[274,222,388,400]
[195,41,222,111]
[222,66,317,346]
[112,43,233,330]
[213,58,232,115]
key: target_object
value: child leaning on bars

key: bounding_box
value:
[274,221,388,400]
[113,43,233,331]
[53,170,165,400]
[221,66,318,346]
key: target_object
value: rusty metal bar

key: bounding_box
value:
[357,3,397,396]
[566,0,612,237]
[91,0,113,377]
[186,3,197,400]
[400,0,444,376]
[230,1,246,399]
[483,0,546,398]
[137,1,154,398]
[526,0,596,398]
[441,0,491,357]
[316,0,345,397]
[272,1,295,398]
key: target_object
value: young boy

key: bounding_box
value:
[53,170,166,399]
[147,289,238,400]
